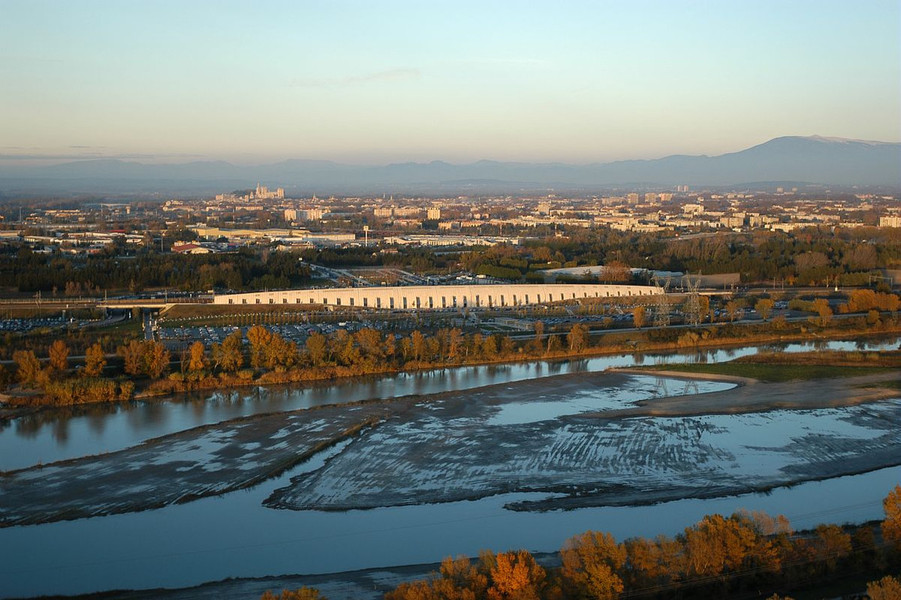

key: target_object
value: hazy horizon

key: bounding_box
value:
[2,1,899,166]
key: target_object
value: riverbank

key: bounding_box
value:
[2,319,898,421]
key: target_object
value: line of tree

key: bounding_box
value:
[462,227,901,286]
[0,246,312,293]
[260,486,901,599]
[5,301,900,405]
[3,226,900,295]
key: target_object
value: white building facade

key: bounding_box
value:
[214,283,663,310]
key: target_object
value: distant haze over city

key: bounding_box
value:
[1,1,899,172]
[0,135,898,195]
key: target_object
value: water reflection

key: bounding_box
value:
[0,455,896,598]
[1,335,898,471]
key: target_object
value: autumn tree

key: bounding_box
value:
[330,329,359,367]
[546,334,563,355]
[247,325,273,370]
[882,484,901,549]
[567,323,589,353]
[48,340,69,373]
[529,321,546,354]
[447,328,463,362]
[632,306,646,329]
[843,289,900,313]
[481,334,499,360]
[13,350,45,388]
[186,341,207,372]
[560,531,626,600]
[756,298,774,321]
[682,514,757,578]
[725,300,741,323]
[305,332,329,367]
[812,524,851,571]
[83,342,106,377]
[410,330,427,363]
[439,555,488,598]
[622,535,682,589]
[354,328,384,366]
[213,330,244,373]
[144,341,171,378]
[260,587,327,600]
[811,298,832,326]
[867,575,901,600]
[119,340,145,376]
[603,261,631,283]
[487,550,546,600]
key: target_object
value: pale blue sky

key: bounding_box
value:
[1,0,899,164]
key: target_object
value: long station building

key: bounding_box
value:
[213,283,664,310]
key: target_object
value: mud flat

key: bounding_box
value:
[0,399,407,527]
[266,371,901,513]
[2,370,900,527]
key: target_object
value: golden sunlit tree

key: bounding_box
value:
[487,550,546,600]
[13,350,45,388]
[882,484,901,549]
[867,575,901,600]
[560,531,626,600]
[186,341,207,373]
[48,340,69,373]
[83,342,106,377]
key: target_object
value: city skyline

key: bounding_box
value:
[2,0,899,166]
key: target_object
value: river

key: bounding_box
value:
[0,336,898,598]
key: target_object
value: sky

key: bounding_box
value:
[1,0,899,165]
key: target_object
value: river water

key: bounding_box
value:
[0,336,899,598]
[2,337,897,471]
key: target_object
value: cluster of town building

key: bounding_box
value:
[2,185,899,255]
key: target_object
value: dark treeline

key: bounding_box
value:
[0,245,311,293]
[3,226,900,294]
[263,487,901,599]
[464,227,901,286]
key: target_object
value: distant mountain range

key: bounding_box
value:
[1,135,898,196]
